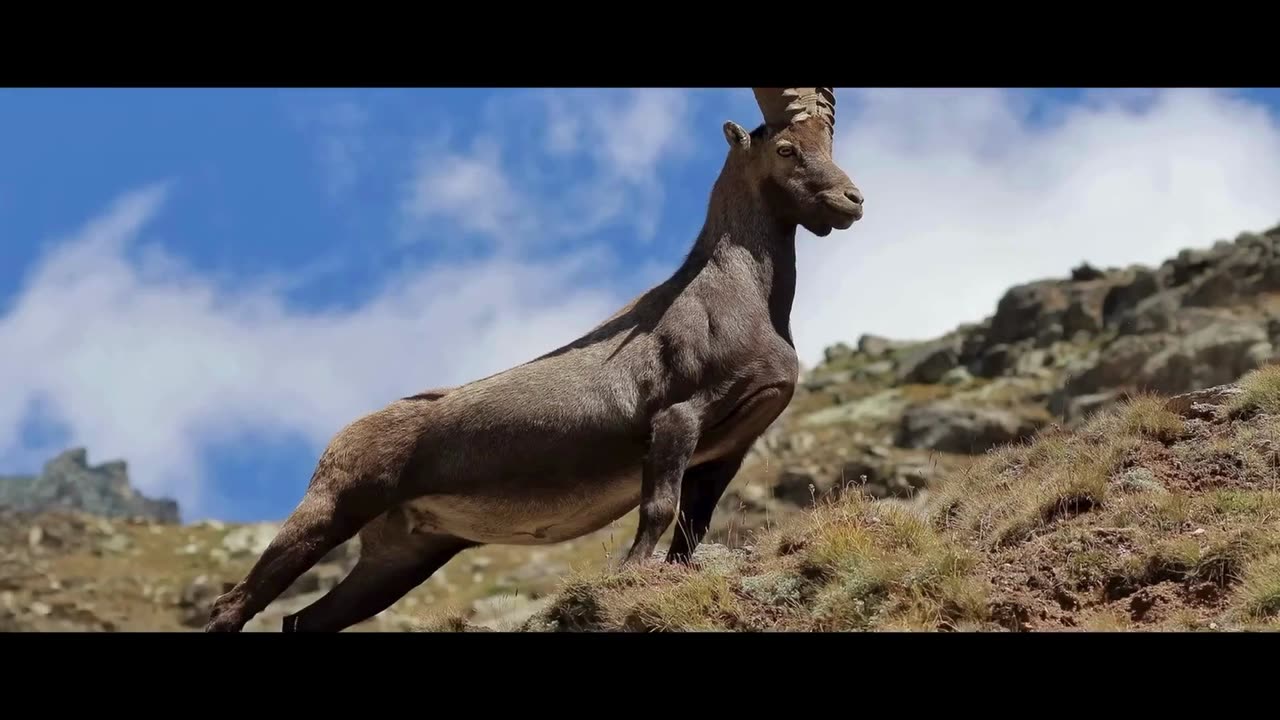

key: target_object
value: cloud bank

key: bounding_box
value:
[0,186,623,515]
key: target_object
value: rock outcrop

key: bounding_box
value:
[0,448,179,524]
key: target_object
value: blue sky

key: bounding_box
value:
[3,87,1280,522]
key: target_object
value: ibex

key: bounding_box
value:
[205,87,863,632]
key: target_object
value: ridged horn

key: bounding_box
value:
[752,87,836,136]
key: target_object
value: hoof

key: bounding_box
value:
[204,591,246,632]
[203,618,243,632]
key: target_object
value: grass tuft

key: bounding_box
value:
[1228,364,1280,417]
[1234,553,1280,620]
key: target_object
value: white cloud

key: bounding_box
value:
[791,88,1280,367]
[402,88,693,248]
[0,185,622,516]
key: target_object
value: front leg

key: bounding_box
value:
[622,403,701,566]
[666,448,747,565]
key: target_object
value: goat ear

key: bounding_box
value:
[723,121,750,150]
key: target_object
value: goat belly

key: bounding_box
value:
[399,467,642,545]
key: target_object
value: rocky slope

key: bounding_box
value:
[712,223,1280,537]
[3,222,1280,631]
[524,374,1280,631]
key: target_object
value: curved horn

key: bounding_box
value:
[752,87,836,136]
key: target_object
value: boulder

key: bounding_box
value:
[988,281,1070,346]
[772,469,820,506]
[1139,321,1270,395]
[857,334,910,358]
[1101,269,1161,327]
[896,401,1046,455]
[896,339,961,384]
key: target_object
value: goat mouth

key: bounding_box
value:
[826,206,861,230]
[820,200,863,229]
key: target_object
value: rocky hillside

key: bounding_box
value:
[713,223,1280,537]
[3,222,1280,631]
[524,375,1280,631]
[0,455,629,631]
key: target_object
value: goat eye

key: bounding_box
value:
[776,145,795,157]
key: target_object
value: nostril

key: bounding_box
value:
[845,188,864,206]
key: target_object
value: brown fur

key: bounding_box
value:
[205,89,864,632]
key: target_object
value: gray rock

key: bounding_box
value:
[177,575,224,628]
[1064,334,1169,397]
[988,281,1070,345]
[975,343,1015,378]
[1184,268,1238,307]
[822,342,856,364]
[896,401,1046,455]
[1102,269,1161,326]
[1256,264,1280,293]
[802,370,854,392]
[0,448,179,523]
[1071,263,1106,282]
[1015,348,1054,377]
[857,334,909,358]
[1062,299,1101,336]
[688,543,748,574]
[772,469,819,506]
[896,340,960,384]
[941,367,974,386]
[857,360,895,379]
[1035,322,1065,348]
[1116,467,1165,494]
[1170,248,1214,286]
[1139,321,1270,394]
[800,390,905,428]
[1116,294,1179,335]
[740,572,803,606]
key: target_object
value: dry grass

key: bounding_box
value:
[1234,553,1280,621]
[1228,364,1280,417]
[775,497,988,630]
[1104,394,1187,444]
[531,493,990,632]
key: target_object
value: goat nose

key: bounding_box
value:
[845,188,864,206]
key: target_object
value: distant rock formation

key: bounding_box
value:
[0,447,179,523]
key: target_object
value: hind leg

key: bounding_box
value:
[204,468,396,632]
[282,513,474,632]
